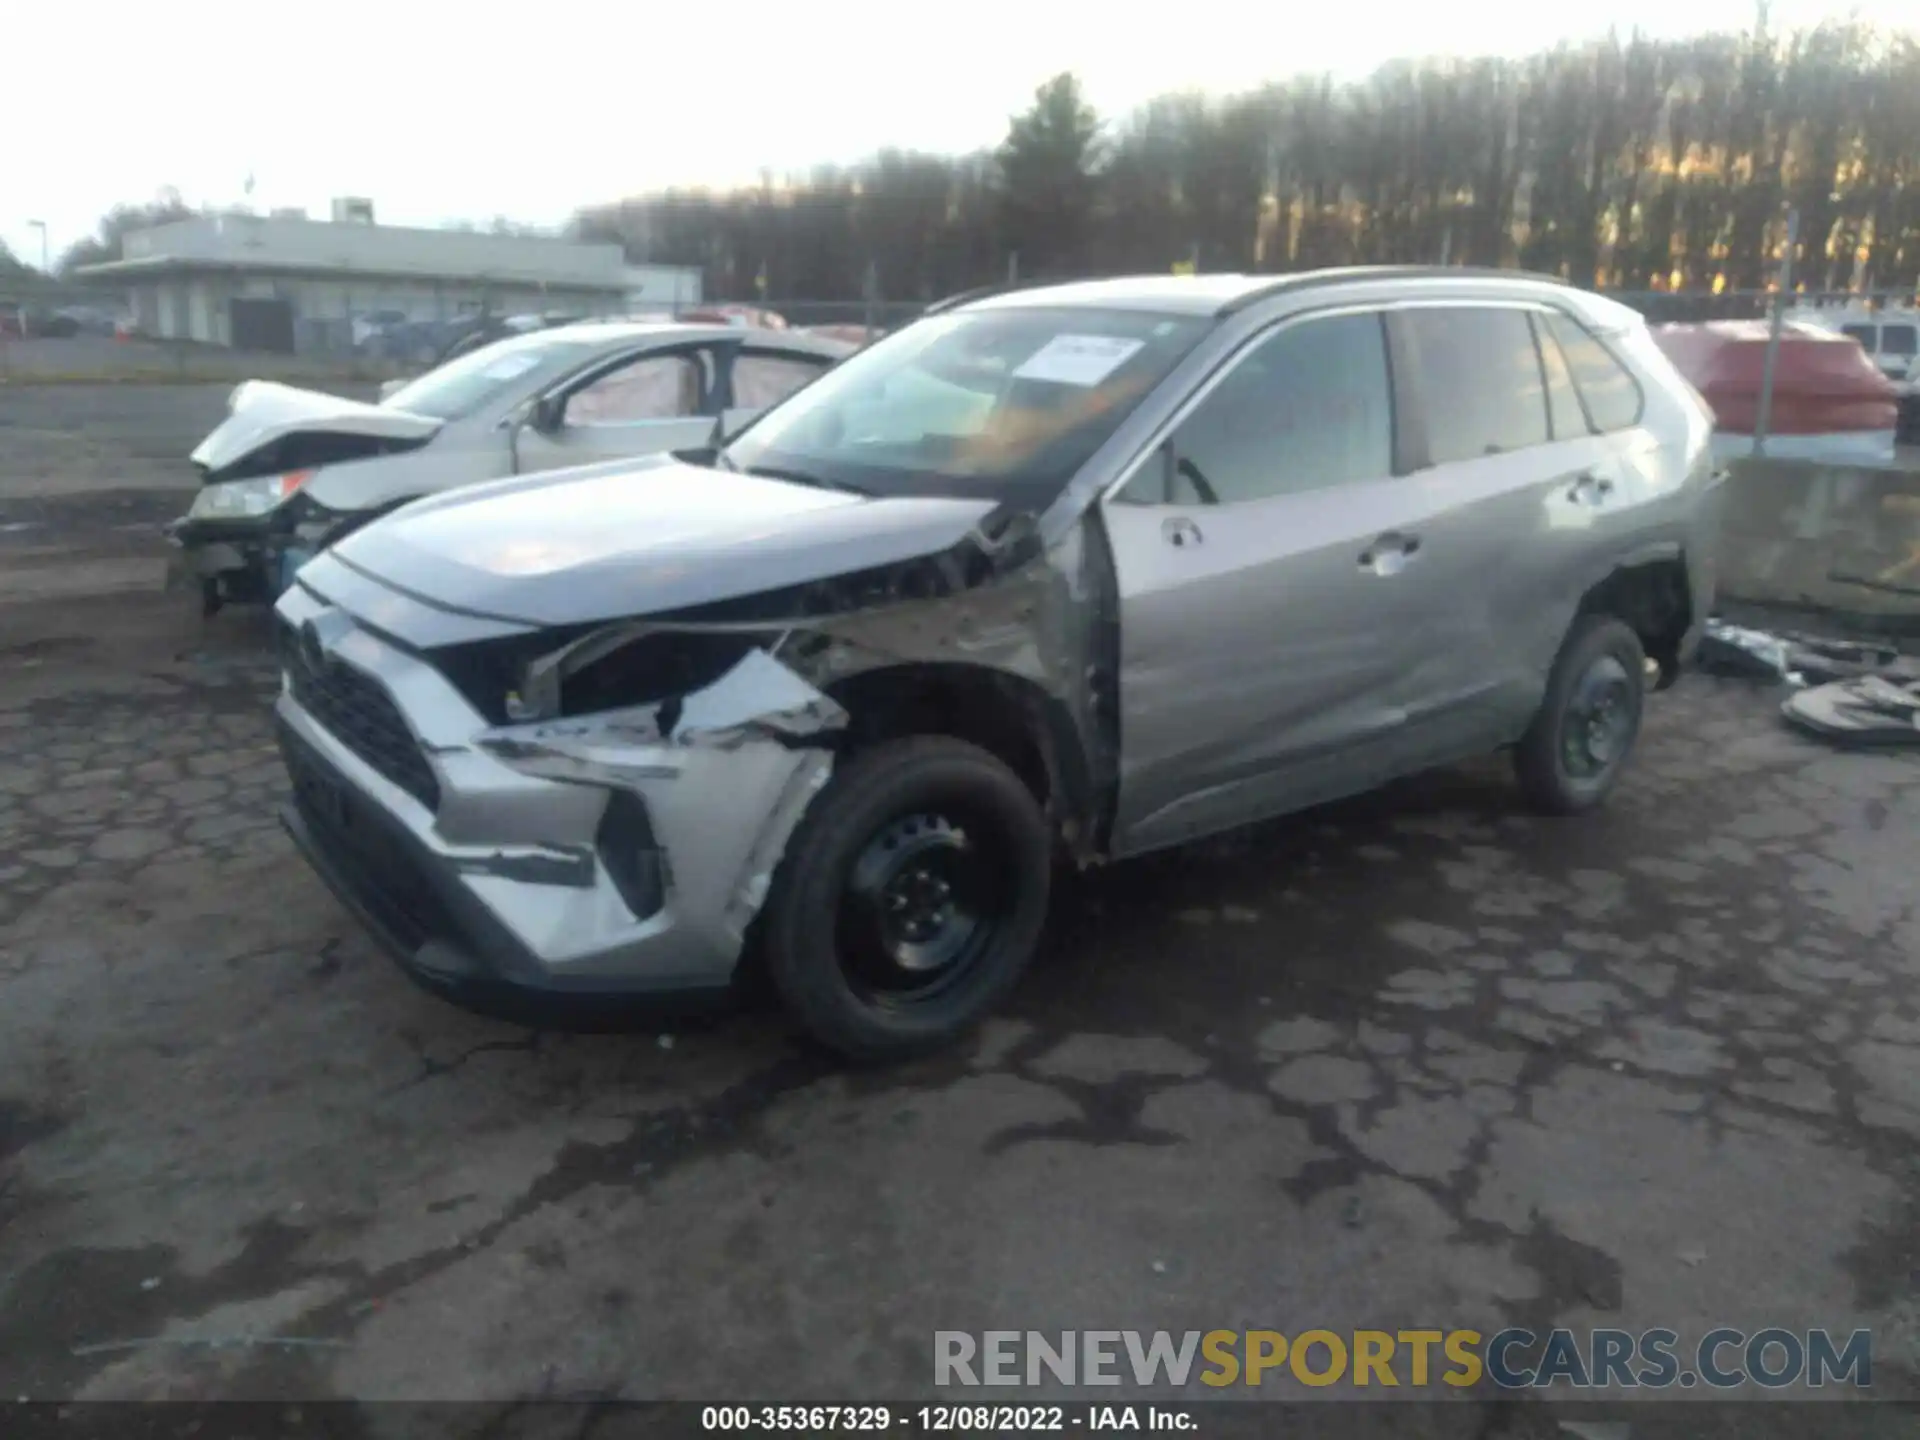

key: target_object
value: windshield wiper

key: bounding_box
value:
[741,464,869,497]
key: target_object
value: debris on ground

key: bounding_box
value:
[1782,675,1920,750]
[1786,636,1920,686]
[1696,619,1920,699]
[1694,620,1800,683]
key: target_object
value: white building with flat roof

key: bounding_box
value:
[78,206,701,354]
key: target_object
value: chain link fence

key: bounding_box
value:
[8,279,1915,437]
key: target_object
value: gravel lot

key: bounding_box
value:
[0,336,397,387]
[1,385,1919,1430]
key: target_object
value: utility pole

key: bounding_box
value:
[27,219,48,273]
[1752,207,1799,458]
[1007,252,1019,285]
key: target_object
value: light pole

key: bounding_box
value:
[26,219,49,273]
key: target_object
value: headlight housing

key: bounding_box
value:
[188,470,314,520]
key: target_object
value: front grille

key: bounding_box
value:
[280,722,467,954]
[278,619,441,810]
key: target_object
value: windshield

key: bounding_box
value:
[721,306,1208,507]
[381,331,592,420]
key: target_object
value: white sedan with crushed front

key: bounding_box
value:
[167,321,853,613]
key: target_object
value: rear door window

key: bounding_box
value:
[1542,313,1645,433]
[731,350,831,410]
[1399,307,1550,463]
[1883,324,1917,358]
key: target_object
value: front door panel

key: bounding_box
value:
[1102,308,1435,857]
[1104,475,1442,855]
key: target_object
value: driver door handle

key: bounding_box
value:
[1162,516,1204,549]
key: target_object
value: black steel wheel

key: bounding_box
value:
[1515,616,1647,815]
[761,737,1051,1062]
[1559,652,1638,782]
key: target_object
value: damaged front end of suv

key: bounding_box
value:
[462,508,1102,961]
[271,467,1124,1053]
[274,495,1115,1047]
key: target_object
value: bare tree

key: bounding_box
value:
[562,18,1920,302]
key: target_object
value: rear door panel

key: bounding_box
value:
[1386,305,1628,744]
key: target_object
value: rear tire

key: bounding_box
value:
[1514,616,1647,816]
[761,736,1051,1063]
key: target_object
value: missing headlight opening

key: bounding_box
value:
[479,649,851,787]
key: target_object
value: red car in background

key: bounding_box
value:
[1651,319,1900,464]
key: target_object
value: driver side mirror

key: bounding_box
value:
[525,393,565,434]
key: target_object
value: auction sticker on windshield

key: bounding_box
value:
[1013,334,1145,386]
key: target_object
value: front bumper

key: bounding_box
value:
[167,512,320,608]
[272,579,842,1000]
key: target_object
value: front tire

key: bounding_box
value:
[761,737,1052,1063]
[1514,616,1647,815]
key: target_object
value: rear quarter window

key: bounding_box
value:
[1543,313,1645,433]
[1883,324,1917,358]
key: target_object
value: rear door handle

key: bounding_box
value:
[1358,532,1421,574]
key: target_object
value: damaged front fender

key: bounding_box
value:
[475,648,848,960]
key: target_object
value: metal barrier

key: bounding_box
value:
[1718,457,1920,628]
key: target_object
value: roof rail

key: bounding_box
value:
[1215,265,1571,316]
[920,275,1088,316]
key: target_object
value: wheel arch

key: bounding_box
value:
[824,661,1098,859]
[1573,549,1693,688]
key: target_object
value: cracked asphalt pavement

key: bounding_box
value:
[2,576,1918,1428]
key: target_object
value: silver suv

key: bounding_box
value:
[272,268,1722,1060]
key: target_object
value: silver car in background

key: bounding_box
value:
[170,321,854,610]
[271,268,1723,1060]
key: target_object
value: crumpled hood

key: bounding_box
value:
[191,380,442,477]
[327,455,1002,628]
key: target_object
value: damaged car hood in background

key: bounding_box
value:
[327,456,1004,628]
[191,379,443,476]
